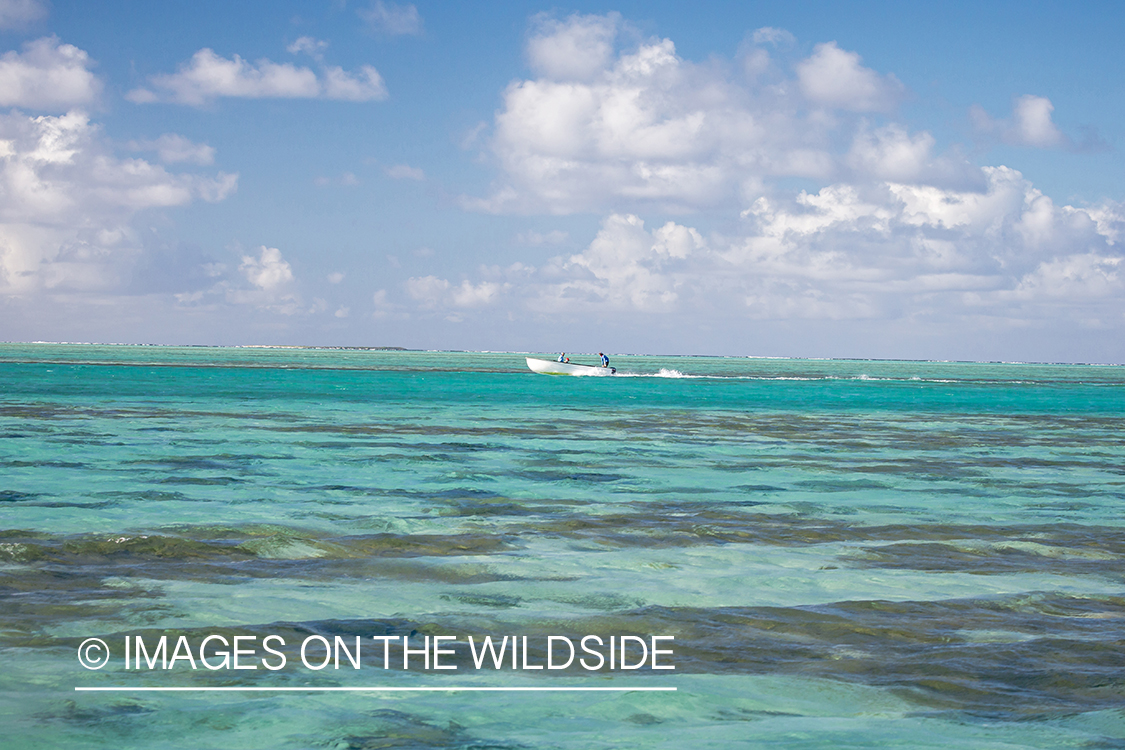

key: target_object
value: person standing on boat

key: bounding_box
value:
[599,352,609,368]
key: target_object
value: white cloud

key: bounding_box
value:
[197,173,238,202]
[404,274,448,307]
[1009,253,1121,301]
[0,0,47,29]
[128,133,215,165]
[0,36,102,111]
[0,110,237,294]
[0,111,225,213]
[730,172,1123,322]
[240,246,293,290]
[478,33,758,213]
[405,274,509,308]
[751,27,795,46]
[1085,203,1125,246]
[527,12,619,82]
[846,124,977,186]
[469,17,936,214]
[287,36,328,60]
[170,243,340,318]
[846,124,933,181]
[444,166,1124,338]
[358,1,422,36]
[796,42,904,112]
[971,95,1075,150]
[127,48,387,106]
[1010,95,1065,148]
[385,163,424,180]
[322,65,387,101]
[552,213,702,311]
[450,279,506,307]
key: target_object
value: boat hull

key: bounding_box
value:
[526,357,615,376]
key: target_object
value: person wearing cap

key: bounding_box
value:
[557,353,569,363]
[599,352,609,368]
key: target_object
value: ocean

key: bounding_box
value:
[2,344,1123,748]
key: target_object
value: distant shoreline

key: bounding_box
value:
[0,341,1121,367]
[11,342,414,352]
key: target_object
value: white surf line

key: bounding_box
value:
[75,686,676,692]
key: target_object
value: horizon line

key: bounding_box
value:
[2,340,1121,367]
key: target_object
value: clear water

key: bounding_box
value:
[2,344,1123,748]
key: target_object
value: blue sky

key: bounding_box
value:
[1,0,1123,362]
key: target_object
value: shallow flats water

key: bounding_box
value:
[2,344,1124,748]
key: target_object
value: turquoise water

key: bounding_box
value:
[2,344,1124,748]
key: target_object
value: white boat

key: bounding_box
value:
[526,357,616,376]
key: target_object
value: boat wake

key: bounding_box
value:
[612,370,1003,384]
[616,368,704,378]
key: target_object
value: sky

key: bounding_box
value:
[0,0,1123,362]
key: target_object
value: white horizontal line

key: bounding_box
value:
[75,686,676,692]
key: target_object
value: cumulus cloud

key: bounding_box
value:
[322,65,387,101]
[405,274,509,309]
[450,279,506,307]
[1009,95,1065,148]
[721,169,1122,324]
[127,48,387,106]
[178,245,301,315]
[476,33,759,213]
[358,1,422,36]
[847,124,935,181]
[0,110,237,294]
[0,36,102,111]
[845,124,978,187]
[240,246,293,290]
[287,36,328,60]
[469,16,934,214]
[551,213,703,310]
[166,243,335,318]
[0,0,48,29]
[197,173,239,202]
[127,133,215,165]
[796,42,904,112]
[969,95,1106,152]
[751,27,795,46]
[404,274,448,307]
[527,12,619,81]
[445,167,1124,337]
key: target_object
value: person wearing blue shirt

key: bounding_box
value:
[599,352,609,367]
[558,353,569,363]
